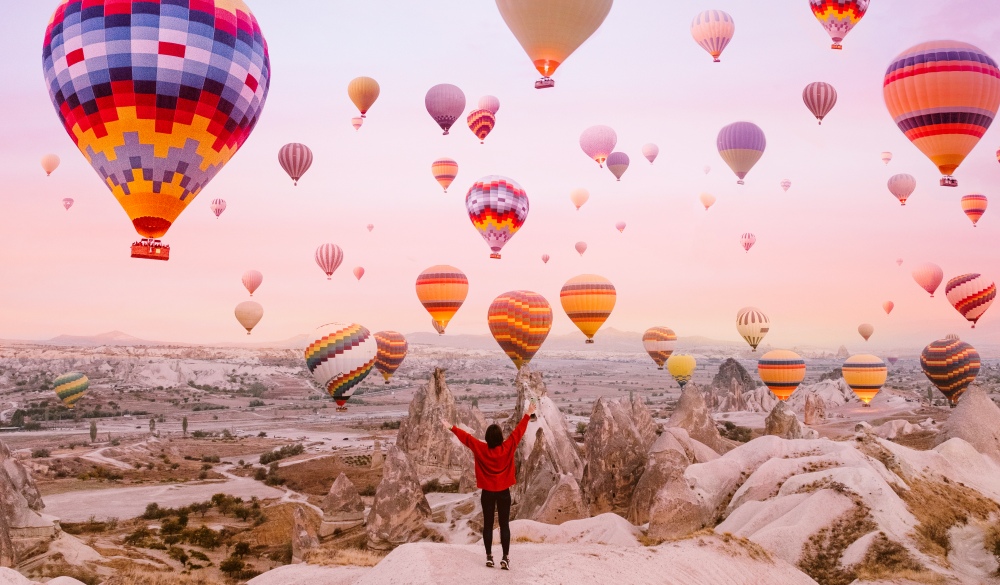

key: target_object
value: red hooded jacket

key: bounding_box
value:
[450,415,530,492]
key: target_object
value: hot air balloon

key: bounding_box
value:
[803,82,838,124]
[431,319,446,335]
[575,241,588,256]
[896,258,904,267]
[757,350,806,401]
[373,331,408,384]
[740,233,756,253]
[607,152,629,181]
[887,356,899,366]
[887,174,916,206]
[279,143,313,186]
[858,323,874,341]
[718,122,766,184]
[703,165,711,175]
[912,263,944,297]
[921,337,980,407]
[242,270,263,297]
[945,273,996,328]
[541,254,550,264]
[570,188,590,210]
[690,10,735,63]
[351,117,363,131]
[468,109,496,143]
[810,0,867,50]
[883,301,894,315]
[580,126,617,167]
[883,41,1000,187]
[315,244,344,280]
[842,354,887,406]
[41,154,60,176]
[488,290,553,369]
[305,323,377,411]
[667,355,697,388]
[367,224,374,232]
[235,301,263,335]
[42,0,270,258]
[736,307,769,351]
[495,0,613,88]
[466,175,529,259]
[432,158,459,193]
[642,327,677,369]
[642,144,659,164]
[478,95,500,115]
[560,274,616,344]
[53,372,89,409]
[353,267,365,281]
[881,152,893,165]
[425,84,466,135]
[416,265,469,334]
[961,194,988,227]
[946,333,960,341]
[210,199,227,219]
[615,221,626,233]
[699,193,716,210]
[62,198,73,211]
[780,179,792,192]
[347,76,380,118]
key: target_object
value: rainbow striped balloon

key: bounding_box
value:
[809,0,868,50]
[560,274,616,344]
[690,10,734,63]
[415,265,469,333]
[961,194,988,227]
[758,350,806,402]
[53,372,89,409]
[488,291,553,369]
[945,273,996,328]
[465,176,529,259]
[842,354,887,405]
[305,323,376,409]
[373,331,408,383]
[467,109,495,144]
[642,327,677,369]
[921,338,980,406]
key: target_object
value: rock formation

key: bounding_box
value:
[319,473,365,536]
[0,440,56,567]
[939,386,1000,462]
[666,384,735,454]
[582,395,657,516]
[711,358,759,411]
[764,402,813,439]
[366,446,431,550]
[803,391,826,425]
[371,439,383,469]
[291,506,319,564]
[628,427,718,525]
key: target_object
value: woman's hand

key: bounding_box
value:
[441,418,452,431]
[526,401,537,418]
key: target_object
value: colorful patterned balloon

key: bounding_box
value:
[842,354,887,405]
[53,372,89,409]
[62,198,74,211]
[305,323,377,409]
[467,109,495,143]
[373,331,408,383]
[757,350,806,401]
[945,273,996,328]
[736,306,769,351]
[911,262,944,297]
[560,274,616,344]
[642,327,677,369]
[803,82,838,124]
[431,158,459,193]
[809,0,868,50]
[488,290,553,370]
[718,122,766,185]
[242,270,262,297]
[606,152,629,181]
[690,10,735,63]
[887,174,916,206]
[921,338,980,406]
[210,198,226,219]
[642,143,659,164]
[884,41,1000,187]
[580,125,617,167]
[667,355,697,388]
[416,265,469,333]
[961,194,988,227]
[279,143,313,186]
[234,301,263,335]
[740,232,756,253]
[425,84,466,135]
[315,244,344,280]
[347,76,380,118]
[42,0,270,242]
[465,175,529,259]
[858,323,874,341]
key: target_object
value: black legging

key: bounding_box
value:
[481,488,511,557]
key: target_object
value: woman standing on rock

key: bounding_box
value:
[442,401,535,570]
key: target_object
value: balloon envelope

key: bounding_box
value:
[353,267,365,281]
[606,152,629,181]
[667,355,697,388]
[802,82,838,124]
[883,301,894,315]
[373,331,408,383]
[478,95,500,115]
[690,10,735,62]
[315,244,344,280]
[367,224,374,232]
[210,199,226,219]
[912,262,944,297]
[305,323,377,407]
[467,109,496,143]
[642,143,659,164]
[580,125,617,167]
[560,274,616,343]
[351,117,363,131]
[736,307,769,351]
[488,290,553,369]
[858,323,874,341]
[921,338,980,406]
[810,0,867,49]
[961,194,988,227]
[643,327,677,369]
[887,174,916,206]
[242,270,263,297]
[53,372,88,409]
[235,301,263,335]
[615,221,626,233]
[416,265,469,333]
[575,241,588,256]
[780,180,791,192]
[465,176,529,259]
[541,254,550,264]
[41,154,60,176]
[699,193,716,210]
[944,274,996,328]
[842,354,887,405]
[279,144,313,186]
[881,152,892,164]
[740,232,756,253]
[425,84,466,135]
[717,122,766,184]
[570,188,590,210]
[347,76,380,116]
[432,158,459,193]
[757,350,806,401]
[62,198,73,210]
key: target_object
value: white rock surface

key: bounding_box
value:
[939,386,1000,463]
[246,563,369,585]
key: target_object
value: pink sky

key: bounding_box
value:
[1,0,998,352]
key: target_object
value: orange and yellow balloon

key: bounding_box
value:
[757,350,806,401]
[347,76,380,118]
[488,291,553,369]
[560,274,615,344]
[643,327,677,369]
[842,354,887,406]
[416,265,469,334]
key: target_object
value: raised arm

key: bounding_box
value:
[504,414,531,449]
[446,421,480,450]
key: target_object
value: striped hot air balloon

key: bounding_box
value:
[305,323,377,410]
[883,41,1000,187]
[425,84,466,135]
[541,254,550,264]
[809,0,868,50]
[488,290,553,370]
[478,95,500,115]
[62,198,73,211]
[718,122,766,185]
[580,125,617,167]
[921,338,980,407]
[642,327,677,369]
[842,354,887,406]
[242,270,263,297]
[757,350,806,401]
[278,143,313,186]
[210,199,227,219]
[235,301,263,335]
[373,331,408,383]
[560,274,616,344]
[347,76,380,118]
[912,262,944,297]
[315,244,344,280]
[607,152,629,181]
[803,82,838,124]
[466,175,529,259]
[667,355,697,388]
[416,265,469,334]
[961,194,988,227]
[945,273,996,328]
[642,144,659,164]
[53,372,89,409]
[467,109,495,143]
[690,10,735,63]
[431,158,459,193]
[740,233,756,253]
[736,307,769,351]
[351,117,363,131]
[887,174,916,206]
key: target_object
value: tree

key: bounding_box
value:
[149,418,156,433]
[182,416,188,436]
[89,420,97,443]
[10,410,25,428]
[219,557,245,577]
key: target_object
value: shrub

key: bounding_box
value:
[31,448,50,458]
[259,443,304,465]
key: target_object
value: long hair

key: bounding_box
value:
[485,424,503,449]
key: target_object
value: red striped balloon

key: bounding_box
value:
[802,82,838,124]
[961,194,988,227]
[945,273,996,328]
[488,290,553,369]
[278,143,313,186]
[315,244,344,280]
[242,270,263,297]
[740,232,756,253]
[921,338,980,406]
[210,198,226,219]
[467,109,495,143]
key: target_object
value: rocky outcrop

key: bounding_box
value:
[371,440,383,469]
[628,428,718,525]
[939,386,1000,462]
[582,396,657,516]
[366,446,431,551]
[0,440,56,567]
[712,359,759,411]
[764,402,813,439]
[803,392,826,425]
[291,506,319,564]
[667,385,735,454]
[319,473,365,536]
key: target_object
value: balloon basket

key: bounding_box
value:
[490,253,501,259]
[831,43,842,50]
[130,239,170,261]
[585,339,594,344]
[336,406,348,412]
[940,176,958,187]
[535,77,555,89]
[737,180,745,185]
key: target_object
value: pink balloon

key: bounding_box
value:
[315,244,344,280]
[615,221,626,233]
[541,254,550,264]
[242,270,263,297]
[575,241,588,256]
[911,262,944,297]
[580,125,617,167]
[353,266,365,281]
[425,84,466,135]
